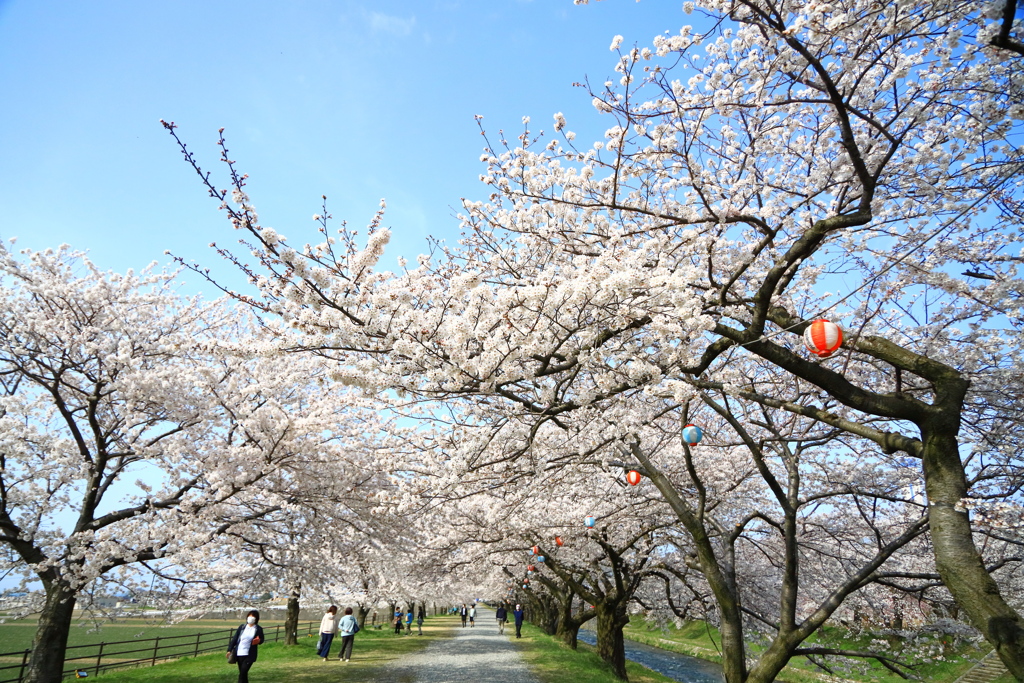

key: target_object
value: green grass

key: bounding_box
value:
[51,616,453,682]
[512,621,677,683]
[0,616,305,652]
[623,618,988,683]
[0,615,315,663]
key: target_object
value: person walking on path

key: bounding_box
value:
[513,604,525,639]
[416,609,424,635]
[495,603,508,634]
[459,603,468,627]
[469,604,476,627]
[380,606,541,683]
[228,609,264,683]
[317,605,338,661]
[337,606,359,662]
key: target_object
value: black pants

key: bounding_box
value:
[515,621,523,638]
[237,654,256,683]
[461,615,467,626]
[339,634,354,660]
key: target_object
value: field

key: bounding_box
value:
[0,614,313,657]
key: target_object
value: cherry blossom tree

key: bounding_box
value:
[0,243,348,683]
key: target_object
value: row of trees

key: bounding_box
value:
[4,1,1023,682]
[159,0,1024,680]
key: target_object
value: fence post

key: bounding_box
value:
[95,642,105,676]
[18,649,29,683]
[194,631,201,658]
[151,636,160,666]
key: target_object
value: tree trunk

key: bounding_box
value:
[357,604,370,629]
[24,580,77,683]
[560,621,581,649]
[922,421,1024,680]
[594,603,629,681]
[284,583,301,645]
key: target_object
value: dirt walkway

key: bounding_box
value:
[379,608,539,683]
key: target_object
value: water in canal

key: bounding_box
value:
[578,629,724,683]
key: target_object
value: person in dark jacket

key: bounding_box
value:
[459,603,468,627]
[228,610,265,683]
[495,603,508,635]
[513,604,525,638]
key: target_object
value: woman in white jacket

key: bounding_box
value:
[317,605,338,661]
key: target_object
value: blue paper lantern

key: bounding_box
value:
[585,516,596,528]
[682,424,703,446]
[537,556,545,562]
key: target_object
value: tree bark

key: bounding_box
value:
[922,419,1024,680]
[594,602,630,680]
[24,580,77,683]
[284,583,301,645]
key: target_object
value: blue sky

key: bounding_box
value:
[0,0,686,295]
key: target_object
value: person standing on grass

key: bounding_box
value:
[317,605,338,661]
[460,603,468,627]
[416,609,424,635]
[495,603,508,635]
[469,604,476,627]
[393,610,404,635]
[228,609,264,683]
[406,607,414,634]
[337,607,359,662]
[513,604,525,639]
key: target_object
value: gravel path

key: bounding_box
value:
[379,607,540,683]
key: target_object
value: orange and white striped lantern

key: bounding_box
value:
[554,536,564,547]
[626,470,642,486]
[803,319,843,358]
[531,545,540,555]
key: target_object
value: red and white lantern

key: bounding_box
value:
[803,319,843,358]
[626,470,642,486]
[531,545,540,555]
[554,536,564,547]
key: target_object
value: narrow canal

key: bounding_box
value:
[577,629,724,683]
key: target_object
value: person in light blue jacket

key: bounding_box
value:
[337,607,359,662]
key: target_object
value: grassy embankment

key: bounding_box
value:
[622,618,1003,682]
[510,621,677,683]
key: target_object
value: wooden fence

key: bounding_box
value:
[0,620,318,681]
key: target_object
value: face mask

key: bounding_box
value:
[247,616,256,625]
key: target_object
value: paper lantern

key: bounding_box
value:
[585,516,596,528]
[537,556,545,562]
[803,319,843,358]
[531,545,540,555]
[626,470,642,486]
[682,424,703,446]
[527,565,535,572]
[555,536,564,547]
